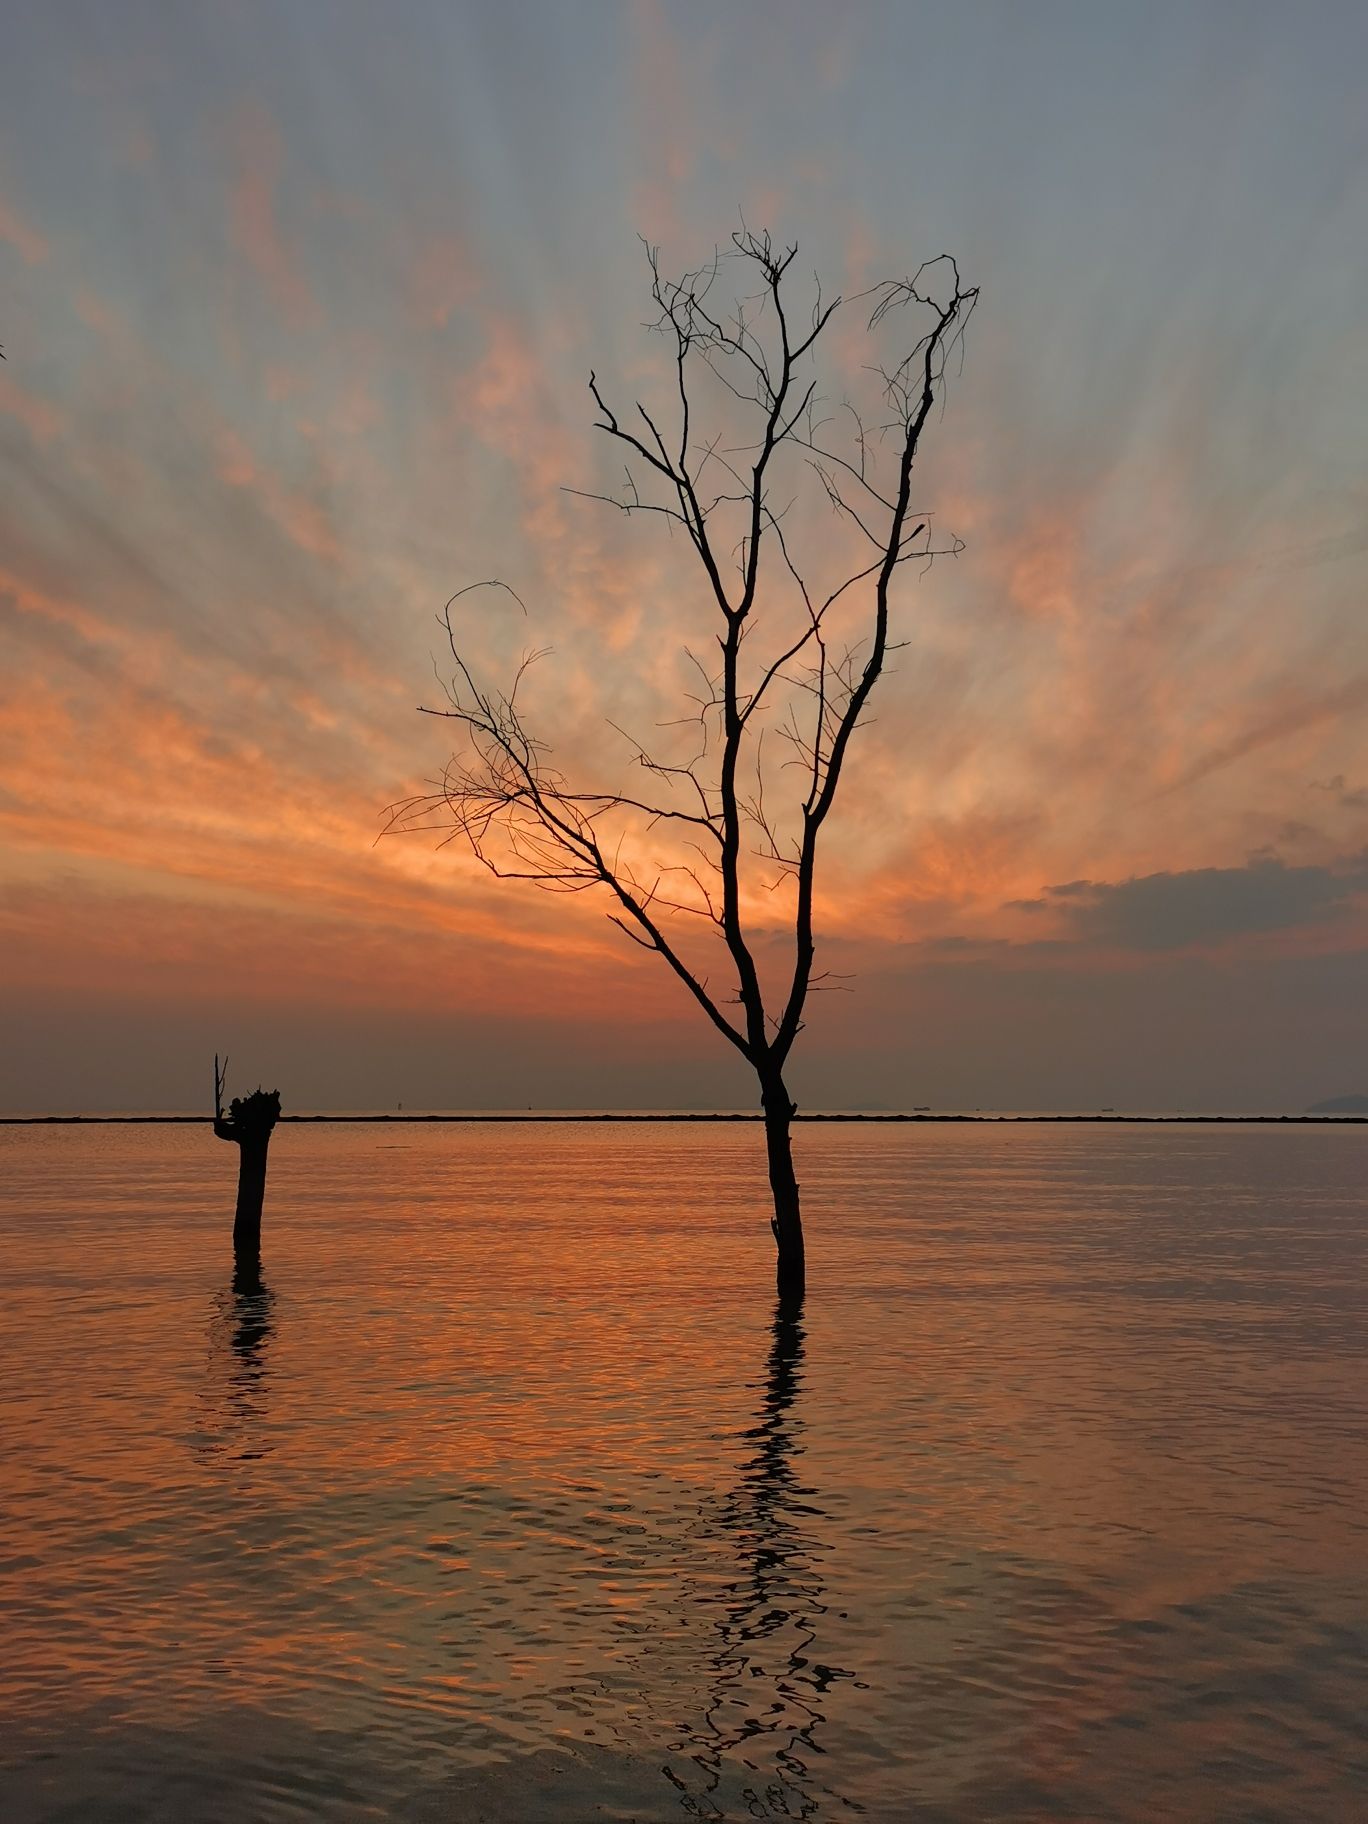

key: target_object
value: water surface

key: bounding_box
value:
[2,1122,1365,1820]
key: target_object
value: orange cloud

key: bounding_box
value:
[215,428,341,565]
[4,130,1364,1096]
[0,191,48,264]
[407,233,477,329]
[0,370,62,443]
[0,872,664,1026]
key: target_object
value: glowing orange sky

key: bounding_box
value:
[1,3,1365,1111]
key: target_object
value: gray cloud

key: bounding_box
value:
[1313,774,1368,812]
[1018,854,1368,951]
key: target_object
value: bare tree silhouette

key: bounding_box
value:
[389,229,976,1292]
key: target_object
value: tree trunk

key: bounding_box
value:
[213,1088,280,1262]
[230,1133,270,1257]
[760,1074,805,1295]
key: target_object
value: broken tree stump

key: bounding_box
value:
[213,1062,281,1258]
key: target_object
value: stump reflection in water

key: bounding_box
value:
[194,1258,276,1466]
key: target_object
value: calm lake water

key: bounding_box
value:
[2,1122,1365,1822]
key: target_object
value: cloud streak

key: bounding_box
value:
[0,3,1366,1107]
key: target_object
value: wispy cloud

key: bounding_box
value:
[0,369,62,442]
[0,188,48,264]
[1156,678,1368,799]
[227,101,317,328]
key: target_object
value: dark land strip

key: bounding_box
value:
[3,1113,1364,1126]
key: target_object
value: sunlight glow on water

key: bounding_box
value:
[2,1122,1365,1821]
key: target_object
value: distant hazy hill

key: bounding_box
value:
[1306,1094,1368,1114]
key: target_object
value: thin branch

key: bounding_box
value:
[396,234,976,1102]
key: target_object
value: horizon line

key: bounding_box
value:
[2,1111,1364,1127]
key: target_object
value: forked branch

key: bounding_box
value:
[390,232,976,1091]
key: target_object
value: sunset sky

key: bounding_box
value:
[2,1,1366,1113]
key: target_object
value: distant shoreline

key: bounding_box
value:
[2,1112,1364,1126]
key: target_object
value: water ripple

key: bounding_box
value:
[1,1121,1365,1819]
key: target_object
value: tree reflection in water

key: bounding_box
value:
[668,1293,856,1819]
[193,1257,275,1465]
